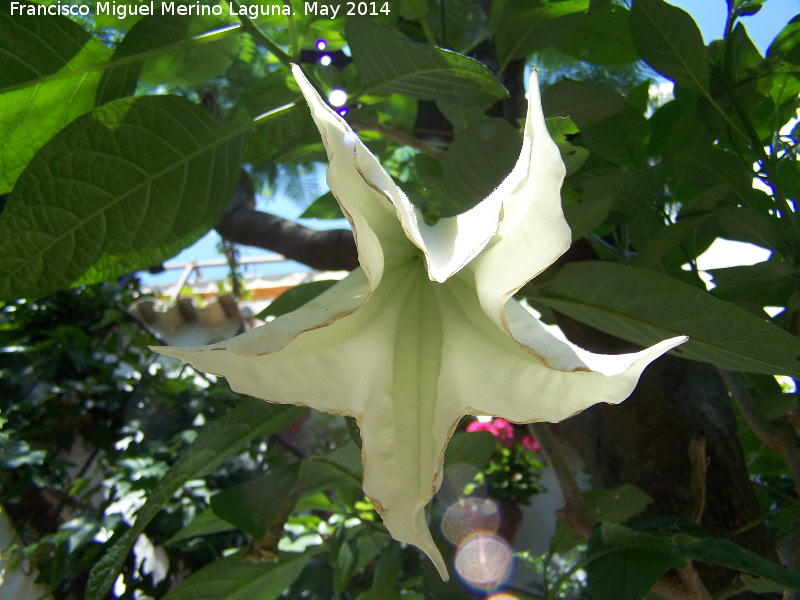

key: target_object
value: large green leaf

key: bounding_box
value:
[296,440,363,496]
[137,14,241,87]
[422,118,522,218]
[161,551,314,600]
[585,523,677,600]
[534,261,800,378]
[96,16,242,104]
[556,3,639,65]
[585,522,800,600]
[164,507,235,545]
[708,260,795,307]
[334,530,391,594]
[581,105,650,169]
[256,280,341,320]
[674,146,769,211]
[682,538,800,592]
[490,0,590,69]
[86,401,306,600]
[768,14,800,64]
[551,484,654,554]
[210,460,300,539]
[630,0,709,95]
[541,81,626,128]
[0,3,112,192]
[443,431,496,469]
[346,17,506,106]
[0,95,248,301]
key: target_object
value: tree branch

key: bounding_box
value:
[348,117,447,160]
[718,369,800,498]
[216,206,358,271]
[214,170,358,272]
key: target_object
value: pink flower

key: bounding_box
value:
[492,418,514,445]
[467,418,514,447]
[522,434,540,453]
[467,421,496,435]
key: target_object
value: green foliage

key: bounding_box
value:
[534,261,800,377]
[0,95,248,300]
[3,0,800,598]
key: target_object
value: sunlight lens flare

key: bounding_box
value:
[441,497,500,545]
[455,533,514,591]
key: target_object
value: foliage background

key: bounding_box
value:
[2,0,800,599]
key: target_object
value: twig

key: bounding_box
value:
[348,117,447,160]
[688,437,708,525]
[718,369,800,498]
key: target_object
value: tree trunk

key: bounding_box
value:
[556,309,777,596]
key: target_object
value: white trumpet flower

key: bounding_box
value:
[153,64,687,580]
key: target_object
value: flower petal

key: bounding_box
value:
[152,263,452,580]
[434,274,687,423]
[292,65,415,288]
[469,71,571,331]
[292,65,505,287]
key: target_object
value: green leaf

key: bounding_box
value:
[768,14,800,64]
[0,95,248,301]
[681,538,800,592]
[556,3,639,65]
[708,260,795,307]
[0,3,113,192]
[423,119,521,218]
[581,106,650,169]
[490,0,590,68]
[255,280,341,321]
[425,0,489,54]
[334,531,390,594]
[674,146,767,211]
[300,191,346,219]
[630,212,721,269]
[725,23,764,86]
[444,431,496,469]
[346,17,507,106]
[630,0,709,94]
[138,14,241,87]
[371,541,404,599]
[546,118,590,175]
[164,507,235,545]
[563,196,613,241]
[716,206,780,252]
[535,261,800,378]
[551,485,653,554]
[741,574,786,594]
[648,97,716,156]
[161,551,314,600]
[243,104,321,165]
[585,523,677,600]
[96,16,241,104]
[210,460,300,539]
[297,441,363,496]
[86,401,306,600]
[541,81,626,128]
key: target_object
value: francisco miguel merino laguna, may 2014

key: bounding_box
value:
[8,1,392,19]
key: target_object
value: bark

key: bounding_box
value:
[214,171,358,272]
[553,250,777,598]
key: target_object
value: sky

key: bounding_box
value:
[140,0,800,287]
